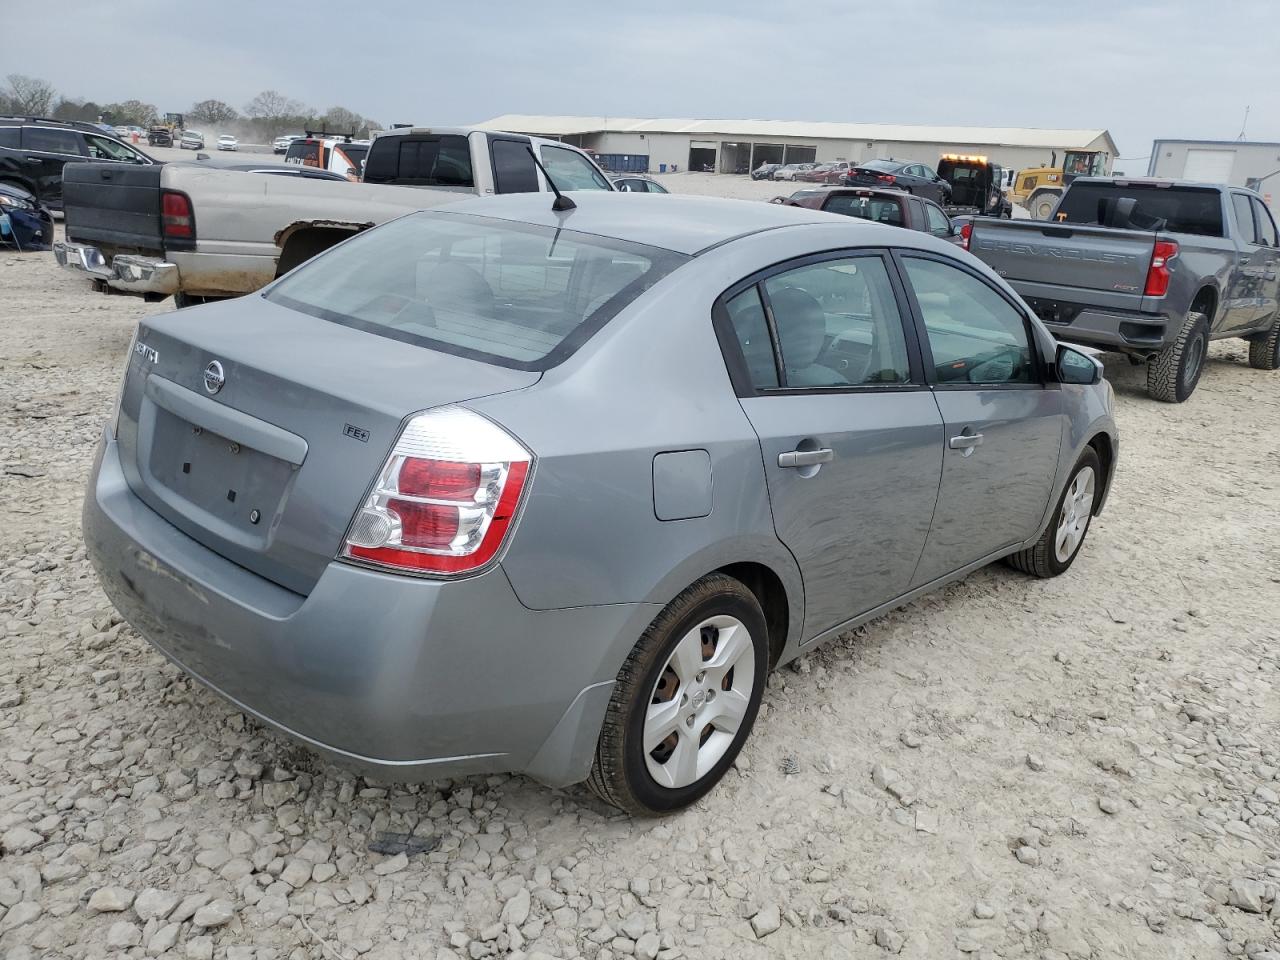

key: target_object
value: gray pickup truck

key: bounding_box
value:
[966,177,1280,401]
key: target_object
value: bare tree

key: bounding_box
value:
[189,99,239,126]
[3,74,58,116]
[317,107,371,136]
[244,90,307,121]
[101,100,159,126]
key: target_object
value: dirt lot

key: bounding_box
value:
[1,187,1279,960]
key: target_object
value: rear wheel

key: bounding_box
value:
[588,574,768,816]
[1247,315,1280,370]
[1029,190,1060,220]
[1147,311,1209,402]
[1005,446,1101,578]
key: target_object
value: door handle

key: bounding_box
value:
[778,448,834,468]
[949,433,984,450]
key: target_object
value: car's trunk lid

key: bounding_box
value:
[114,296,539,595]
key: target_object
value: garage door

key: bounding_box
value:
[1182,149,1235,183]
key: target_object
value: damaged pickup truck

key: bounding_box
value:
[53,128,613,306]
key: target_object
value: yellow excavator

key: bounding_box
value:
[1011,150,1110,219]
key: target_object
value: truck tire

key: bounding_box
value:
[1005,446,1102,579]
[1247,316,1280,370]
[1029,190,1059,220]
[1147,311,1209,402]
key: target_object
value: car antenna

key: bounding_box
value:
[525,145,575,212]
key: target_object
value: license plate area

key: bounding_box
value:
[141,403,298,549]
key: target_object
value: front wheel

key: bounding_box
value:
[588,574,768,815]
[1147,311,1209,402]
[1029,190,1059,220]
[1006,446,1102,579]
[1247,315,1280,370]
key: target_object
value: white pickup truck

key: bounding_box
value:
[53,128,613,306]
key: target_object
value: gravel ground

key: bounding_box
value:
[2,190,1280,960]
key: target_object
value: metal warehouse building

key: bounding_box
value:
[1148,140,1280,203]
[479,114,1118,176]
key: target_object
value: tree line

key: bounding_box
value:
[0,74,381,140]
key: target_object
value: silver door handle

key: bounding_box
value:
[778,448,834,468]
[949,433,984,450]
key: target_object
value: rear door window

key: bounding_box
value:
[266,211,686,370]
[539,145,611,190]
[1233,194,1260,244]
[22,127,84,155]
[0,126,19,148]
[1251,197,1277,247]
[491,139,539,194]
[923,203,952,238]
[363,135,474,186]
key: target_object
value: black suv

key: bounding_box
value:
[0,117,154,211]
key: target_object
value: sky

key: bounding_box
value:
[8,0,1279,170]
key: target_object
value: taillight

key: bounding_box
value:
[342,406,532,576]
[161,191,194,239]
[877,174,896,184]
[959,222,973,251]
[1144,239,1179,297]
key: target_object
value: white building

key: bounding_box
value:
[478,114,1118,177]
[1148,139,1280,204]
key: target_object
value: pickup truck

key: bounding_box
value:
[53,128,613,307]
[965,177,1280,401]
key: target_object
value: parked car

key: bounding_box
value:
[751,162,782,181]
[774,186,965,245]
[0,116,154,211]
[845,159,951,204]
[612,175,669,194]
[180,130,205,150]
[772,163,815,182]
[273,134,303,154]
[284,134,370,179]
[54,128,614,306]
[216,135,239,152]
[84,192,1117,815]
[112,125,131,139]
[0,180,53,250]
[795,163,834,183]
[147,126,173,147]
[965,177,1280,401]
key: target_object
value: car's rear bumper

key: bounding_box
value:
[55,241,181,296]
[83,430,653,786]
[1018,290,1170,352]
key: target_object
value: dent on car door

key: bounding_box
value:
[898,253,1064,588]
[716,252,944,642]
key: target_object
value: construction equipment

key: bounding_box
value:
[1010,150,1110,219]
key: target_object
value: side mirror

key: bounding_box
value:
[1057,344,1103,385]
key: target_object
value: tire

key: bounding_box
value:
[1029,190,1059,220]
[1147,311,1209,402]
[1247,316,1280,370]
[588,574,769,816]
[1006,446,1102,579]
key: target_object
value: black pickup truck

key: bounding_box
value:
[966,178,1280,401]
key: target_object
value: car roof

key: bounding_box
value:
[434,192,854,255]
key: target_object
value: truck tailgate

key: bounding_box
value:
[63,162,164,251]
[969,219,1155,297]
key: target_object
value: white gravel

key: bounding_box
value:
[2,184,1280,960]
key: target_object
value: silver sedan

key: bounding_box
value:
[84,193,1118,815]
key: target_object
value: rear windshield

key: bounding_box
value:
[858,159,899,173]
[265,211,688,370]
[363,135,473,186]
[1056,182,1224,237]
[285,141,322,166]
[822,194,905,226]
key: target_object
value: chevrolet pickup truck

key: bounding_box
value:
[966,178,1280,401]
[53,128,612,307]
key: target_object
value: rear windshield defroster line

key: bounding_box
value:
[265,211,690,372]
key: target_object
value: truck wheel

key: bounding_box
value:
[1029,191,1059,220]
[588,573,768,816]
[1147,311,1209,402]
[1005,446,1101,579]
[1247,316,1280,370]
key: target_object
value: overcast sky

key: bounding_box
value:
[10,0,1278,169]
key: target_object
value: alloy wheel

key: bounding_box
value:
[1054,466,1097,563]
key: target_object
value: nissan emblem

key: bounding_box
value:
[203,360,225,395]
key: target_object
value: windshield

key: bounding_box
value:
[266,212,688,370]
[1056,182,1224,236]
